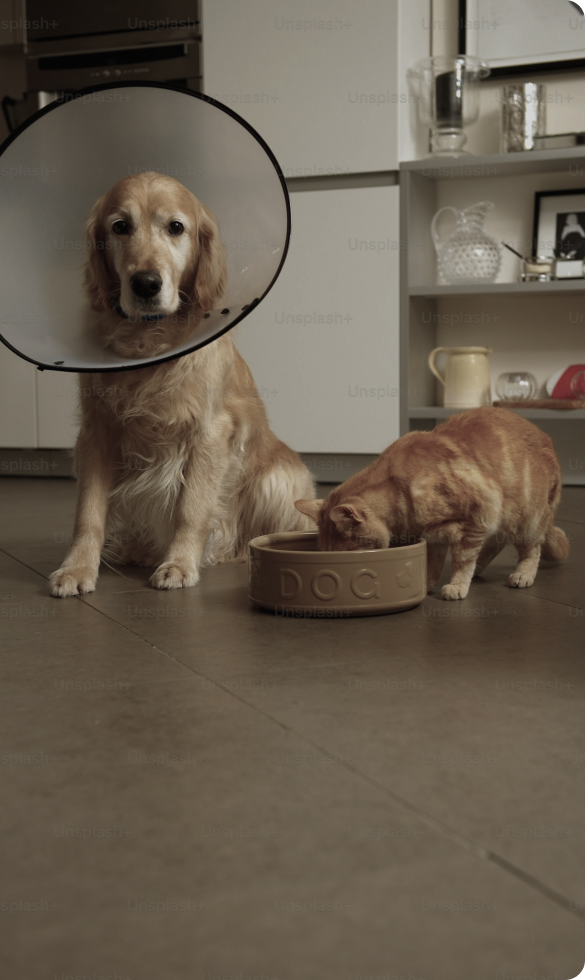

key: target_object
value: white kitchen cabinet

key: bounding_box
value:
[0,342,37,447]
[202,0,429,173]
[0,340,78,449]
[203,0,428,455]
[36,369,78,449]
[234,183,400,453]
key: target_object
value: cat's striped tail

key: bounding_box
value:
[541,526,570,562]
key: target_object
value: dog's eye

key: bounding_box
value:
[168,221,184,237]
[112,220,129,235]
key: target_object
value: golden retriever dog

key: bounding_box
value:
[50,171,314,597]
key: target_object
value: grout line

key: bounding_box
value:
[429,580,584,614]
[76,597,184,658]
[0,547,55,583]
[511,589,584,613]
[77,595,585,923]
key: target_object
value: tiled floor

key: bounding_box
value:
[1,477,584,980]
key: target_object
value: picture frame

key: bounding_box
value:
[533,188,585,269]
[459,0,585,77]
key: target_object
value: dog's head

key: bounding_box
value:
[84,172,227,327]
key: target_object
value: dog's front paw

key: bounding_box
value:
[50,566,97,597]
[508,571,534,589]
[442,582,469,601]
[150,562,200,591]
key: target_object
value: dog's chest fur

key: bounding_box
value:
[81,347,241,554]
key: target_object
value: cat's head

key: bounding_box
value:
[294,497,390,551]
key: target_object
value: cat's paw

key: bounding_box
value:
[50,566,97,597]
[508,571,535,589]
[150,562,199,591]
[442,582,469,601]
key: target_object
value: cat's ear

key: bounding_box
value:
[295,499,324,521]
[329,503,365,526]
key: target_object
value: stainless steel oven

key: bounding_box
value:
[3,1,201,130]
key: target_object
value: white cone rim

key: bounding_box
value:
[0,81,291,372]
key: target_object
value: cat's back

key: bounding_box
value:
[422,406,559,492]
[388,407,559,494]
[437,407,555,460]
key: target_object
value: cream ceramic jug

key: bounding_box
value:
[428,346,493,408]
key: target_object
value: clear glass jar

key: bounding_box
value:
[520,256,553,282]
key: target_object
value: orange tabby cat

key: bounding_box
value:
[295,407,569,601]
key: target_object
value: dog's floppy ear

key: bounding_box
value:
[194,205,228,313]
[83,199,117,312]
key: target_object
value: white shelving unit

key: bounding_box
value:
[399,149,585,484]
[410,281,585,297]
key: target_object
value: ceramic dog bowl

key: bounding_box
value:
[248,532,427,617]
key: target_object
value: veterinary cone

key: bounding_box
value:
[0,83,290,372]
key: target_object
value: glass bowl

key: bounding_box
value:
[495,372,538,401]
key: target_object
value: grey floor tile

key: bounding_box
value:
[80,570,585,899]
[471,518,584,611]
[0,548,48,599]
[212,637,585,895]
[557,487,585,525]
[502,520,584,610]
[2,616,583,980]
[2,478,585,979]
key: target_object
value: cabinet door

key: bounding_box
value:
[202,0,401,174]
[234,184,400,454]
[36,370,78,449]
[0,347,78,450]
[0,343,37,447]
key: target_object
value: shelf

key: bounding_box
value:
[409,407,585,421]
[400,147,585,180]
[400,144,585,455]
[409,281,585,298]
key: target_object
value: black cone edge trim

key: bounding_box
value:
[0,81,291,373]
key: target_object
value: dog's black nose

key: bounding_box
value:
[130,271,163,298]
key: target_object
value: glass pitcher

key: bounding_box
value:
[431,201,502,285]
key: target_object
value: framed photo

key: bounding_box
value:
[533,189,585,265]
[459,0,585,77]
